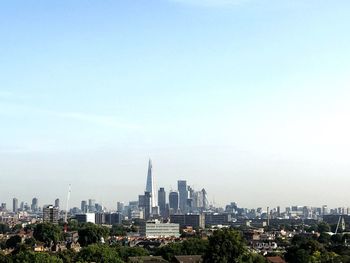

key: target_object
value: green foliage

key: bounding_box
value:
[11,225,23,233]
[12,251,62,263]
[317,222,331,233]
[0,252,12,263]
[203,228,247,263]
[57,249,76,263]
[0,223,10,234]
[240,253,268,263]
[76,244,123,263]
[24,237,36,247]
[155,238,208,261]
[5,235,22,249]
[318,232,331,244]
[33,223,63,245]
[78,223,110,247]
[116,246,149,261]
[110,224,127,236]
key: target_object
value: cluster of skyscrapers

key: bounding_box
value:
[11,197,59,213]
[136,159,208,220]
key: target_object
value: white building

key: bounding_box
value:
[75,213,95,224]
[139,220,180,238]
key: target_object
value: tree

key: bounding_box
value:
[203,228,247,263]
[5,235,22,249]
[78,223,109,247]
[12,251,63,263]
[33,223,63,245]
[116,246,149,261]
[317,222,331,233]
[24,237,36,247]
[76,244,123,263]
[0,224,9,234]
[110,224,127,236]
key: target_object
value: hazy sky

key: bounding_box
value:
[1,0,350,210]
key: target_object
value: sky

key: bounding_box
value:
[1,0,350,210]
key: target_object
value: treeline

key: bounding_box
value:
[0,222,267,263]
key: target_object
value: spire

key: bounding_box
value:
[145,158,157,207]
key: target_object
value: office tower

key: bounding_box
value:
[322,205,328,216]
[158,187,166,218]
[13,198,18,213]
[20,201,24,211]
[88,199,95,212]
[144,191,151,220]
[55,198,60,209]
[81,200,87,213]
[178,180,188,213]
[145,159,157,208]
[43,205,59,224]
[117,202,124,213]
[169,191,179,214]
[31,197,38,212]
[1,203,6,210]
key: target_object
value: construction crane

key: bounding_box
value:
[64,184,71,223]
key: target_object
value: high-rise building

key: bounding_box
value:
[144,191,151,220]
[81,200,87,213]
[169,191,179,214]
[31,197,38,212]
[117,202,124,213]
[88,199,95,212]
[146,159,157,208]
[178,180,188,213]
[43,205,59,224]
[158,187,166,218]
[13,198,18,213]
[55,198,60,209]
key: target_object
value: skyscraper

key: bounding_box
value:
[55,198,60,209]
[145,159,157,208]
[178,180,188,213]
[158,187,166,218]
[13,198,18,213]
[31,197,38,212]
[169,191,179,214]
[81,200,87,213]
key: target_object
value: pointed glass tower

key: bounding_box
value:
[146,159,157,208]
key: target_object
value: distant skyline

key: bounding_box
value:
[1,1,350,208]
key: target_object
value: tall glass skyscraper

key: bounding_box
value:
[146,159,157,208]
[178,180,188,213]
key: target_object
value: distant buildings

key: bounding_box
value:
[55,198,60,209]
[43,205,59,224]
[158,187,166,218]
[31,197,38,212]
[169,191,179,214]
[178,180,188,213]
[75,213,95,224]
[170,214,205,229]
[12,198,18,213]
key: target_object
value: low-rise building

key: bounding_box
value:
[139,220,180,238]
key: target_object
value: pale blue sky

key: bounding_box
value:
[1,0,350,209]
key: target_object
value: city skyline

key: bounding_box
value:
[1,1,350,208]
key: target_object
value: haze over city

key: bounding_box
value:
[1,0,350,209]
